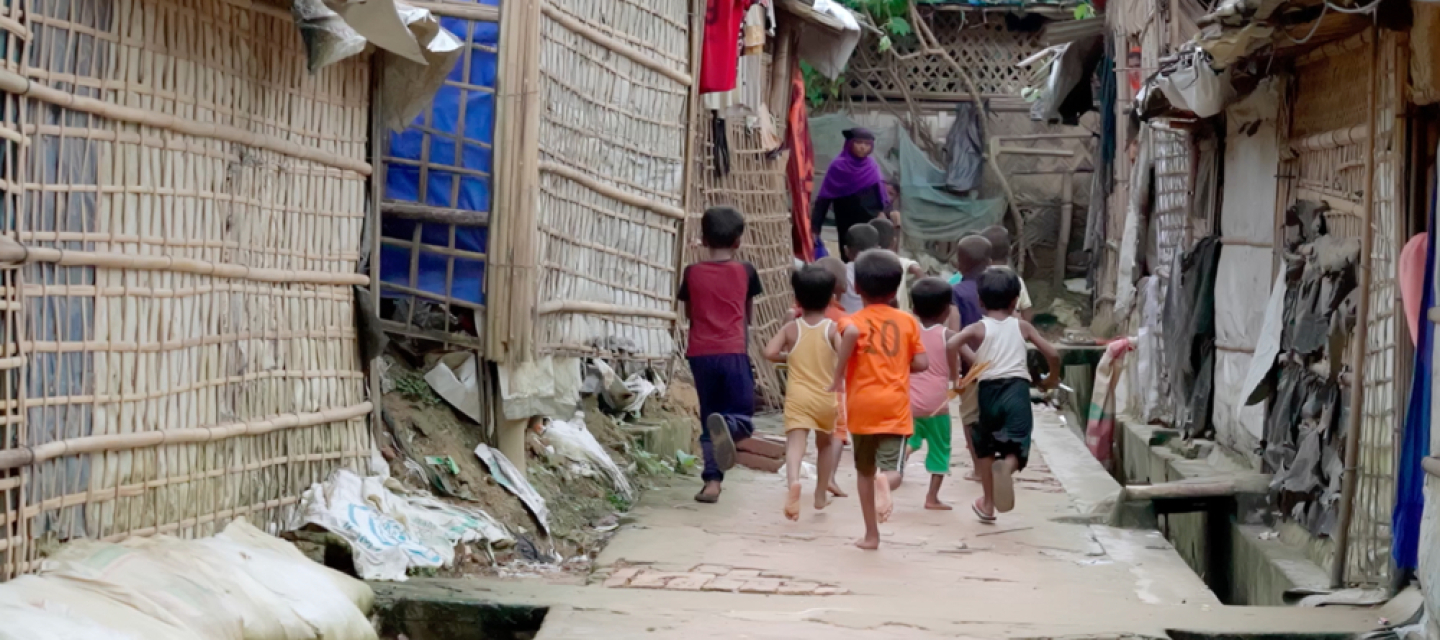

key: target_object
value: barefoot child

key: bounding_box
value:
[787,258,851,500]
[948,268,1060,522]
[765,265,842,520]
[831,249,928,549]
[678,206,763,504]
[907,277,959,510]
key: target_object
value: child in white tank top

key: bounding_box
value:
[948,268,1060,524]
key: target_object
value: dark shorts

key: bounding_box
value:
[971,378,1033,471]
[689,354,756,482]
[851,434,904,477]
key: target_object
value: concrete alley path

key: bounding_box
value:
[377,406,1387,639]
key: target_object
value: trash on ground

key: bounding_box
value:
[476,443,552,535]
[543,413,636,500]
[294,468,511,581]
[424,351,483,423]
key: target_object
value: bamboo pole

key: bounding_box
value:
[0,402,373,471]
[0,238,369,285]
[1332,24,1380,589]
[1054,171,1074,294]
[539,161,687,219]
[537,300,677,320]
[0,70,372,174]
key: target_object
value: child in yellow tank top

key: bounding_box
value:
[765,265,843,521]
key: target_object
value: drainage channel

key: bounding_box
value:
[374,598,548,640]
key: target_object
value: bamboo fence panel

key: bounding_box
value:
[528,0,690,360]
[1286,30,1399,585]
[683,118,793,407]
[845,14,1046,102]
[0,0,371,580]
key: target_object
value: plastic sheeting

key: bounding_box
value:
[1394,149,1438,572]
[380,11,498,305]
[806,113,1003,243]
[1212,83,1279,447]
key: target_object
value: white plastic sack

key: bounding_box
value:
[0,602,144,640]
[546,413,634,500]
[295,469,446,581]
[132,537,318,640]
[209,519,377,640]
[476,443,550,534]
[0,574,194,640]
[361,476,512,567]
[41,539,247,640]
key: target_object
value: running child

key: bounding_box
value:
[948,268,1060,523]
[764,265,842,520]
[906,277,959,510]
[869,218,924,312]
[950,235,991,482]
[678,206,763,504]
[979,225,1033,320]
[839,225,881,313]
[830,249,928,550]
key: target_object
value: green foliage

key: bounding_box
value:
[800,0,916,108]
[1072,2,1095,19]
[606,491,632,512]
[394,372,442,407]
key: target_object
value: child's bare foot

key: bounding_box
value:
[814,492,832,510]
[925,497,952,510]
[875,475,893,523]
[828,479,848,497]
[964,471,981,482]
[784,483,802,521]
[854,534,880,550]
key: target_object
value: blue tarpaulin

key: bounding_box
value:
[380,4,498,306]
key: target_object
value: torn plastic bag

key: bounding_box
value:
[294,469,446,581]
[545,413,635,500]
[475,443,551,535]
[378,3,464,130]
[293,0,366,73]
[1156,49,1234,118]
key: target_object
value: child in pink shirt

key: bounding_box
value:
[907,277,960,510]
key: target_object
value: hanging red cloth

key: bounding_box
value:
[700,0,748,94]
[785,58,815,262]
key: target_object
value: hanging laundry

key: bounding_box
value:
[700,0,749,95]
[784,59,816,261]
[711,112,731,178]
[943,102,984,193]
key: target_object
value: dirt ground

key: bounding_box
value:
[377,357,700,578]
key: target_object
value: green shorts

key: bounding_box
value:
[908,414,952,475]
[852,434,904,476]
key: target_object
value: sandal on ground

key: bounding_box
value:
[972,498,996,523]
[694,486,721,503]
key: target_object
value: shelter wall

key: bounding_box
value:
[0,0,372,580]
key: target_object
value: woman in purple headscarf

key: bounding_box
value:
[811,127,890,262]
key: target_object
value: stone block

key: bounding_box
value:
[702,577,747,592]
[666,573,716,591]
[601,567,641,588]
[739,578,783,594]
[778,581,819,595]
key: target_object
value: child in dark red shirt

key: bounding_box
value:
[678,206,763,504]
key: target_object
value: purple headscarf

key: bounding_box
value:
[816,128,890,207]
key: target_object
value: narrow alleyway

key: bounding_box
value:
[376,407,1385,639]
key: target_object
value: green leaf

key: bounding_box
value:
[886,16,912,36]
[886,0,909,16]
[1072,3,1094,19]
[877,35,892,52]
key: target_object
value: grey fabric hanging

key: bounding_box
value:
[943,102,984,193]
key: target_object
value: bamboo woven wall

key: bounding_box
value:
[1283,30,1400,585]
[529,0,690,360]
[0,0,372,580]
[682,118,793,408]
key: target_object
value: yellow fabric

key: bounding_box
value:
[783,318,838,432]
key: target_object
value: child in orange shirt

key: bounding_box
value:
[830,249,929,550]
